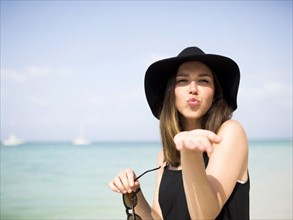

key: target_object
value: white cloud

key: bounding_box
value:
[28,96,49,107]
[1,67,74,84]
[1,69,27,83]
[32,116,55,125]
[57,68,73,76]
[26,67,51,77]
[240,81,292,105]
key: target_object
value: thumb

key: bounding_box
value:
[214,135,222,143]
[207,131,222,143]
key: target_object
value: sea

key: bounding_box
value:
[1,140,292,220]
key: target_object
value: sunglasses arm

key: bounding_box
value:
[132,188,162,220]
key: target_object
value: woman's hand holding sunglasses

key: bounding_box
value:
[109,168,140,194]
[109,167,161,220]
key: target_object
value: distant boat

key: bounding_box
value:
[73,122,91,146]
[3,135,25,146]
[73,137,91,146]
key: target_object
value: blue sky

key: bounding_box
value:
[1,1,292,141]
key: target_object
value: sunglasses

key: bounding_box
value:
[122,166,161,220]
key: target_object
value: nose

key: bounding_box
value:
[189,81,198,95]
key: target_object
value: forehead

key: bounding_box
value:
[177,61,213,76]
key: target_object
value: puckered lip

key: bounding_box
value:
[187,97,200,103]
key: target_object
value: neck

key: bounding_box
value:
[182,118,201,131]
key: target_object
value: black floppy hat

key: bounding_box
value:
[144,46,240,119]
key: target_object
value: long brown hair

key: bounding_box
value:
[159,69,234,166]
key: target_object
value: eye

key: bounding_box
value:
[176,79,189,86]
[178,79,188,83]
[176,77,189,84]
[198,78,210,84]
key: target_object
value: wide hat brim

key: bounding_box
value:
[144,47,240,119]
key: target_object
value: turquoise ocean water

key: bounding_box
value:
[1,140,292,220]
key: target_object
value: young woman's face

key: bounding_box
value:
[175,61,215,128]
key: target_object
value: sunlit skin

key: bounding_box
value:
[175,61,215,131]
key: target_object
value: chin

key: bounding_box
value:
[187,110,203,118]
[183,114,201,121]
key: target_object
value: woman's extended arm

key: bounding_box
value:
[177,120,248,219]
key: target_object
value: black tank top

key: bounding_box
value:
[159,154,249,220]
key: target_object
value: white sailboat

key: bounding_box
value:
[2,135,25,146]
[73,137,91,145]
[73,122,91,146]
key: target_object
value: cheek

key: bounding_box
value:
[206,90,215,107]
[174,88,184,107]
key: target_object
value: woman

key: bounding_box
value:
[109,46,249,220]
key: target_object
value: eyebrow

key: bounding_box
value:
[176,72,213,78]
[176,72,189,77]
[199,73,213,78]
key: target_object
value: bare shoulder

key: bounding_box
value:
[156,150,165,167]
[216,119,248,152]
[219,119,245,132]
[218,119,247,139]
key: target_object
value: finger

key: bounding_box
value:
[174,134,183,150]
[186,136,212,153]
[206,131,222,143]
[127,170,136,187]
[108,180,121,193]
[113,175,128,193]
[109,176,125,193]
[187,137,197,150]
[200,138,213,153]
[121,169,135,193]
